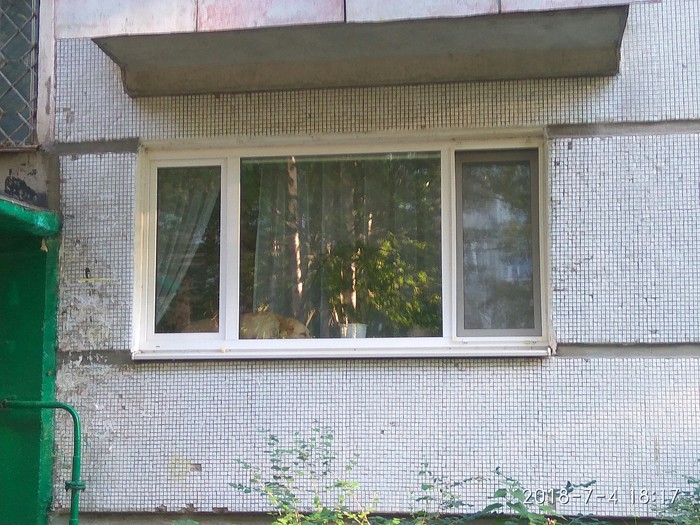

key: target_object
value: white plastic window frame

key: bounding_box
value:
[133,132,553,360]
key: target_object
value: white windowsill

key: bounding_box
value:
[131,340,553,360]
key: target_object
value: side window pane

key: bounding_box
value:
[240,153,442,339]
[155,166,221,333]
[456,150,540,336]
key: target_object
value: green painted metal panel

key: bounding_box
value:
[0,197,61,237]
[0,234,59,525]
[39,237,60,522]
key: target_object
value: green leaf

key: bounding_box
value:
[511,489,526,502]
[507,501,530,516]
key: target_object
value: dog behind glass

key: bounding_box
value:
[239,312,311,339]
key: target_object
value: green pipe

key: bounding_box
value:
[1,399,85,525]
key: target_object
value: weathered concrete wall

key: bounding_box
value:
[51,0,700,522]
[57,153,135,353]
[0,151,58,209]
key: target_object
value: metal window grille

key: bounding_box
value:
[0,0,38,147]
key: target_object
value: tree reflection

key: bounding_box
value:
[240,153,443,338]
[460,156,537,332]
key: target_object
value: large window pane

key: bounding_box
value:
[240,153,442,339]
[456,150,540,336]
[155,166,221,333]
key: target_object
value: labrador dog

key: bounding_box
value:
[239,312,311,339]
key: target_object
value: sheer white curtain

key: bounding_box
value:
[155,167,220,330]
[250,158,357,334]
[241,154,442,338]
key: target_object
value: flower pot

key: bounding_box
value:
[340,323,367,338]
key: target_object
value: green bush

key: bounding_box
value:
[653,470,700,525]
[231,424,395,525]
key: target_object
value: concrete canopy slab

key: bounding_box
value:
[94,6,629,97]
[501,0,651,12]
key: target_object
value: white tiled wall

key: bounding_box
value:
[53,358,700,517]
[53,0,700,518]
[54,1,700,143]
[551,135,700,344]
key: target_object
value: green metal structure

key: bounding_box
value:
[1,400,85,525]
[0,197,61,525]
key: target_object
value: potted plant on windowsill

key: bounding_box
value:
[322,241,376,338]
[320,234,442,338]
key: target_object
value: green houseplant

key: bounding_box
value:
[322,241,373,337]
[321,235,441,338]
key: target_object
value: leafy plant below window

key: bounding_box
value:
[230,424,395,525]
[653,467,700,525]
[228,427,625,525]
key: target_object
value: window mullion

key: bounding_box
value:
[223,156,241,343]
[442,147,456,341]
[143,160,159,344]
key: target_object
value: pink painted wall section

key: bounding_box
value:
[346,0,498,22]
[501,0,655,12]
[55,0,197,39]
[197,0,344,31]
[54,0,648,38]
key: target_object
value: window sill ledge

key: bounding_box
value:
[131,343,553,361]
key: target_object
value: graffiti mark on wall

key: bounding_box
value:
[3,168,48,207]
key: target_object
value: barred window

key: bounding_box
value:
[0,0,38,147]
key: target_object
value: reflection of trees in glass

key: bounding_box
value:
[155,167,221,333]
[320,234,442,336]
[461,160,534,330]
[240,153,442,338]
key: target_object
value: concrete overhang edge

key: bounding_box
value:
[92,6,629,97]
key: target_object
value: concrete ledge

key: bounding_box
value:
[556,344,700,358]
[49,139,140,155]
[547,120,700,138]
[94,7,629,96]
